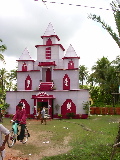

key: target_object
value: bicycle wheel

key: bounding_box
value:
[22,127,29,144]
[8,129,16,148]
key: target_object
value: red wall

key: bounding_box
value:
[90,107,120,115]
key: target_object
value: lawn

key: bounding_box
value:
[3,115,120,160]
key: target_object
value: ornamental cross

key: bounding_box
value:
[22,102,25,109]
[67,102,71,111]
[64,78,68,86]
[27,80,30,88]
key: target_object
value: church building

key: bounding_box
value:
[6,23,89,119]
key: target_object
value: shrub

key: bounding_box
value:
[66,112,75,119]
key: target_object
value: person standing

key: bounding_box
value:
[41,107,46,125]
[0,124,10,160]
[11,103,26,141]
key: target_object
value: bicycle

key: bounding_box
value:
[7,120,30,148]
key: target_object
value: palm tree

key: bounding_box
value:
[79,65,88,86]
[88,0,120,48]
[90,57,119,104]
[6,69,17,91]
[91,57,111,85]
[0,39,7,63]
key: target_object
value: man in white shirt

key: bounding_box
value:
[0,124,10,160]
[41,107,47,125]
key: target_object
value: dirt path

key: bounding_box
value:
[4,123,72,160]
[5,138,71,160]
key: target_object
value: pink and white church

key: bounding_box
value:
[6,23,89,119]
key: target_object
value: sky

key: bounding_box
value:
[0,0,119,72]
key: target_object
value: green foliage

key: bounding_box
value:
[79,54,120,106]
[79,84,89,89]
[0,39,7,52]
[0,68,17,103]
[91,101,105,107]
[58,114,62,117]
[0,39,7,63]
[88,1,120,48]
[83,101,90,114]
[66,112,75,118]
[112,55,120,70]
[110,1,120,40]
[88,57,119,105]
[79,65,88,86]
[0,103,9,110]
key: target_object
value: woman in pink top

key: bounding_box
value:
[12,103,26,141]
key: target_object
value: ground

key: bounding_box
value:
[4,120,72,160]
[5,138,71,160]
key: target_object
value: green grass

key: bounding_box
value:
[41,116,120,160]
[2,116,120,160]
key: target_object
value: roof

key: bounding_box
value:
[64,44,78,57]
[41,22,60,41]
[19,48,32,60]
[35,44,65,51]
[43,22,56,36]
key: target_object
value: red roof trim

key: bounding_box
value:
[38,61,56,66]
[17,70,40,72]
[16,60,35,62]
[32,97,55,99]
[41,35,60,41]
[35,44,65,51]
[32,94,55,99]
[53,68,78,70]
[62,57,80,59]
[6,89,86,93]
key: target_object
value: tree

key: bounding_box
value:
[0,39,7,63]
[79,65,88,86]
[89,57,119,105]
[112,55,120,70]
[6,69,17,91]
[0,68,8,104]
[91,57,111,85]
[0,68,17,104]
[87,72,98,87]
[88,1,120,48]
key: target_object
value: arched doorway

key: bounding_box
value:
[32,92,55,118]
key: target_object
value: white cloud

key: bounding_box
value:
[0,56,17,71]
[0,0,119,73]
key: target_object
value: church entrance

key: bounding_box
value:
[37,101,48,114]
[32,92,55,119]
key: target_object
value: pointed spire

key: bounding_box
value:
[44,22,56,36]
[19,48,32,60]
[65,44,78,57]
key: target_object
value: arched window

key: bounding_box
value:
[68,60,74,69]
[46,38,52,45]
[25,75,32,90]
[22,62,27,71]
[63,74,70,90]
